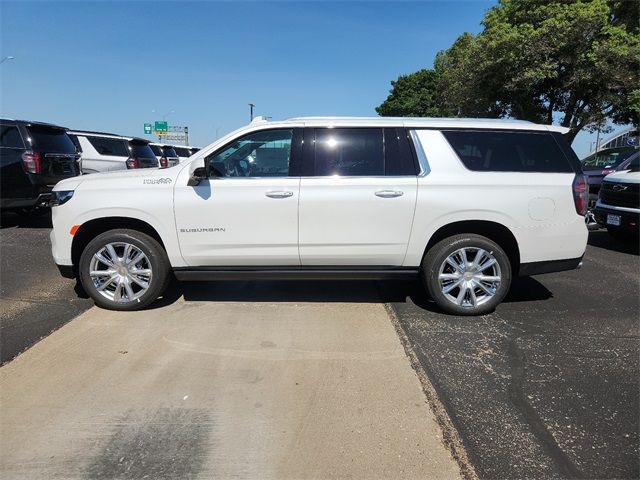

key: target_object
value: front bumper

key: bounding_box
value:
[594,205,640,233]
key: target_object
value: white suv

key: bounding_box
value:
[50,117,588,315]
[68,131,158,173]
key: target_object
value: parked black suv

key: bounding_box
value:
[0,119,81,213]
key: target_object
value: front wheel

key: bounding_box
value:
[422,234,512,316]
[79,229,171,311]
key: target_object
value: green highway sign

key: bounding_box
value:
[144,123,152,135]
[154,121,168,134]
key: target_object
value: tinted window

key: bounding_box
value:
[162,147,178,158]
[68,134,82,152]
[149,145,162,156]
[0,125,24,148]
[206,129,292,177]
[27,126,77,154]
[314,128,384,176]
[129,142,155,159]
[384,128,417,176]
[442,130,573,173]
[173,147,191,157]
[87,136,129,156]
[581,148,635,169]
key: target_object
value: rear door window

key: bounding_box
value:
[0,125,24,149]
[442,130,574,173]
[87,136,129,156]
[313,128,384,176]
[27,126,77,154]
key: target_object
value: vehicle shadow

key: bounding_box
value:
[150,275,553,313]
[588,230,639,255]
[0,210,52,229]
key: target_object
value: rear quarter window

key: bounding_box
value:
[0,125,25,149]
[442,130,574,173]
[87,136,129,157]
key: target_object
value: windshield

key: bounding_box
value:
[581,148,635,169]
[627,156,640,172]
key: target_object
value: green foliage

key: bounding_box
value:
[375,69,444,117]
[376,0,640,141]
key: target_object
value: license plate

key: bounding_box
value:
[606,214,621,226]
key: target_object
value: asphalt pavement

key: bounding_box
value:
[390,231,639,479]
[0,212,638,479]
[0,211,92,364]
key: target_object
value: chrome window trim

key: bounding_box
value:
[409,130,430,177]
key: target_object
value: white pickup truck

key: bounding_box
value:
[50,117,588,315]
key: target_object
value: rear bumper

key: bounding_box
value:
[1,192,52,209]
[519,257,583,277]
[594,206,640,233]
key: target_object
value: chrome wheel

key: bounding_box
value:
[438,247,501,308]
[88,242,152,303]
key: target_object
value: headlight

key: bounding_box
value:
[49,190,74,207]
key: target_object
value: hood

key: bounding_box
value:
[53,166,182,191]
[602,170,640,185]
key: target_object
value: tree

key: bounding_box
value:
[375,69,445,117]
[376,0,640,142]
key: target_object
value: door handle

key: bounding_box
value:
[265,191,294,199]
[375,190,404,198]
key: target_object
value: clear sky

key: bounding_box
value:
[0,0,625,156]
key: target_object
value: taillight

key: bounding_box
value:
[22,150,41,174]
[126,157,140,169]
[159,156,168,168]
[572,174,588,216]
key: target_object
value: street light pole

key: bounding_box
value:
[249,103,255,121]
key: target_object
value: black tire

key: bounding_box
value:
[421,234,512,316]
[79,229,171,311]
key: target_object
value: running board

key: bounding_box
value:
[173,267,419,282]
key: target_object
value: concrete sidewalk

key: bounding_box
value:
[0,297,460,479]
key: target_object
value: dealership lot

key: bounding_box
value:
[0,214,638,479]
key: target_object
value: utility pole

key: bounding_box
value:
[249,103,255,121]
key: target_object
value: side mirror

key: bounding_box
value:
[187,166,207,186]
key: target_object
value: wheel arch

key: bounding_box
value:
[423,220,521,275]
[71,217,167,274]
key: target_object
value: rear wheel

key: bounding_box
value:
[422,234,512,316]
[79,229,170,311]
